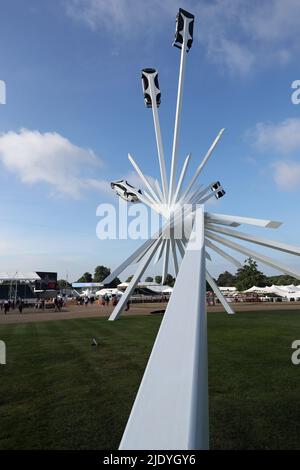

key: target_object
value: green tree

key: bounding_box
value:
[266,275,299,286]
[217,271,236,287]
[155,275,162,284]
[77,272,93,283]
[94,265,111,283]
[57,279,71,289]
[145,276,153,282]
[235,258,266,292]
[165,273,175,287]
[107,277,121,288]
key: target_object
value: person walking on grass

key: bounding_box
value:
[18,299,23,314]
[4,300,9,315]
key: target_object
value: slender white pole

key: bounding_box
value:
[170,235,179,276]
[205,238,242,269]
[172,153,191,204]
[102,240,154,285]
[154,179,164,203]
[185,184,203,204]
[149,79,169,202]
[180,129,225,202]
[162,239,170,284]
[109,238,161,321]
[119,206,209,449]
[168,24,189,205]
[154,238,166,264]
[206,270,235,315]
[176,239,185,258]
[128,153,161,203]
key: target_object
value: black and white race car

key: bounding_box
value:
[211,181,226,199]
[111,180,142,203]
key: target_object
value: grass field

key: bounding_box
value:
[1,310,300,450]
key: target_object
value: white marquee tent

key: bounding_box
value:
[0,272,41,281]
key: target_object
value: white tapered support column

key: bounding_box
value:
[119,206,209,450]
[109,239,161,321]
[206,270,235,315]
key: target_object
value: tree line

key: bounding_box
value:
[58,258,299,291]
[216,258,299,291]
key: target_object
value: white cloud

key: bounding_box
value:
[273,161,300,191]
[250,118,300,154]
[0,129,109,198]
[248,118,300,190]
[65,0,300,74]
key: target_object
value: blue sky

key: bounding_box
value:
[1,0,300,282]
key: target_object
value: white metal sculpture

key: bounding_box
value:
[104,8,300,449]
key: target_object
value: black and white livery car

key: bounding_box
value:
[111,180,142,203]
[211,181,226,199]
[141,68,161,109]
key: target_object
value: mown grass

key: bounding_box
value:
[0,310,300,449]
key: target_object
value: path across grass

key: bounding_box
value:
[0,310,300,449]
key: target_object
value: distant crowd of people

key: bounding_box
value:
[1,298,26,314]
[77,294,130,310]
[1,296,67,315]
[1,294,131,316]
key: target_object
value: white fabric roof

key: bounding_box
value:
[243,284,300,299]
[0,271,41,281]
[219,286,237,292]
[163,287,173,293]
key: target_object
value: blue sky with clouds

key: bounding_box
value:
[1,0,300,281]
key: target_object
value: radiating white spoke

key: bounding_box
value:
[180,129,225,202]
[162,239,170,284]
[109,238,161,321]
[205,238,242,269]
[206,223,300,257]
[148,79,169,202]
[176,239,185,258]
[206,270,235,315]
[172,153,191,204]
[154,238,166,264]
[168,19,190,205]
[205,212,282,229]
[135,237,162,264]
[128,153,161,203]
[205,230,300,280]
[170,236,179,276]
[154,179,165,203]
